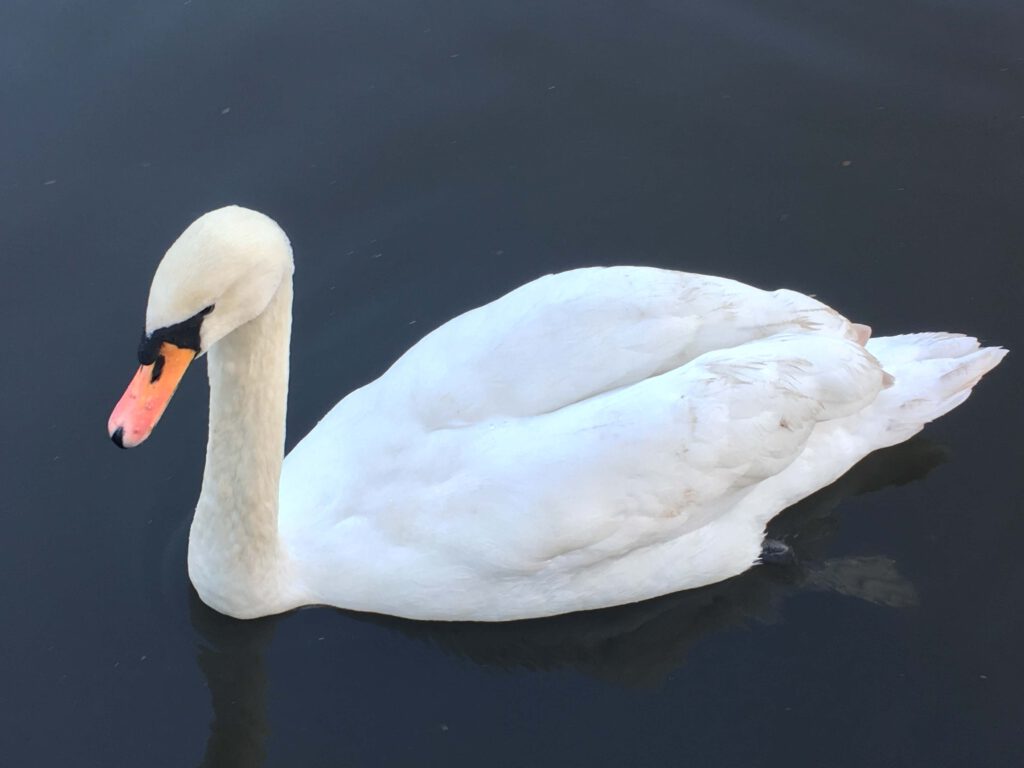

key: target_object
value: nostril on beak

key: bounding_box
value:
[111,426,126,449]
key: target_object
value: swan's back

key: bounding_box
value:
[375,267,858,426]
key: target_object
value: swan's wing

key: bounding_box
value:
[282,332,886,618]
[375,267,858,428]
[369,333,887,579]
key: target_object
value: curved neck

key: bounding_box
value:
[188,275,297,618]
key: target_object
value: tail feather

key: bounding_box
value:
[864,333,1006,443]
[751,332,1004,531]
[866,332,980,363]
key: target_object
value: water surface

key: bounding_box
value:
[2,1,1022,766]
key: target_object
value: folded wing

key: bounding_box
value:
[402,333,888,577]
[377,267,859,428]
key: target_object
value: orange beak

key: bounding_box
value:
[108,342,195,448]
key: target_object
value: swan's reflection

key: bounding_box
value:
[191,603,275,768]
[189,438,945,766]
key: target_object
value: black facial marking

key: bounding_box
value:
[150,354,166,383]
[111,426,126,449]
[138,305,214,365]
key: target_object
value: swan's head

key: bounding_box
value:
[108,205,293,448]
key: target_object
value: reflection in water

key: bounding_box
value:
[188,438,945,766]
[191,600,275,768]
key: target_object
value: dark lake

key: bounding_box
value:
[2,1,1022,765]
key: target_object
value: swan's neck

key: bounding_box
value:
[188,276,298,618]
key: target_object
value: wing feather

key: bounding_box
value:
[397,333,887,573]
[376,267,857,428]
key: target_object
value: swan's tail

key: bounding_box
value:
[865,333,1007,446]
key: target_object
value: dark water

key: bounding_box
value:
[2,1,1022,765]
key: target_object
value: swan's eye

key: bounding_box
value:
[138,305,214,365]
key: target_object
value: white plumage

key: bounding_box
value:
[112,206,1005,620]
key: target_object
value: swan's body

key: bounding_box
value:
[109,207,1005,620]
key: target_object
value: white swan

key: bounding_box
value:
[108,206,1005,620]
